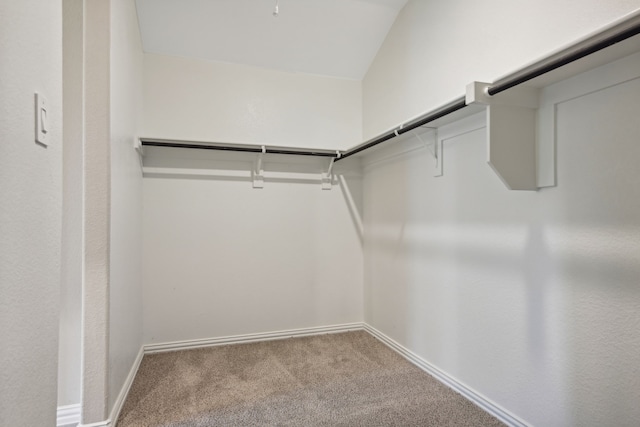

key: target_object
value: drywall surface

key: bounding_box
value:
[109,0,144,413]
[0,0,62,426]
[142,54,362,150]
[81,0,111,423]
[363,0,640,139]
[362,55,640,426]
[59,0,84,408]
[142,156,364,344]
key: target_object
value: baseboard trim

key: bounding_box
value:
[57,403,81,426]
[81,323,524,426]
[143,322,365,354]
[363,324,529,427]
[78,420,110,427]
[108,346,145,427]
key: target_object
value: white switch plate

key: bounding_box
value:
[35,92,49,146]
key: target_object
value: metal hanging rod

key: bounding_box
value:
[337,16,640,162]
[488,18,640,96]
[140,139,339,158]
[141,15,640,162]
[336,97,467,162]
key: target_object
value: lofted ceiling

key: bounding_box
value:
[135,0,408,80]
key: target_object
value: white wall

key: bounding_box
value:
[362,52,640,426]
[59,0,84,408]
[363,0,640,139]
[0,0,62,426]
[109,0,144,413]
[142,152,364,344]
[58,0,83,406]
[81,0,111,421]
[141,49,364,345]
[142,54,362,150]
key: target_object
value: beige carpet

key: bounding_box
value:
[117,331,504,426]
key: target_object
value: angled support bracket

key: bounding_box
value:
[466,81,548,191]
[413,128,442,177]
[252,145,265,189]
[134,138,144,168]
[322,151,341,190]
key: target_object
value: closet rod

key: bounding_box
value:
[488,19,640,95]
[140,139,339,158]
[337,17,640,162]
[336,97,467,162]
[141,18,639,162]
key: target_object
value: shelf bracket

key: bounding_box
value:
[466,81,547,191]
[413,128,442,177]
[252,145,265,189]
[322,151,341,190]
[134,138,145,168]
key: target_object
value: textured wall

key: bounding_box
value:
[363,0,640,139]
[142,154,364,344]
[141,53,362,150]
[109,0,144,413]
[81,0,111,422]
[362,54,640,426]
[139,27,364,356]
[59,0,84,407]
[0,0,62,426]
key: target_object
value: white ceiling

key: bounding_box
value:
[135,0,408,80]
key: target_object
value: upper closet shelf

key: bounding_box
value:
[140,9,640,191]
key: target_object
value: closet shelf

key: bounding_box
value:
[140,138,339,158]
[141,10,640,191]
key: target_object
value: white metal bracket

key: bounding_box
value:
[134,138,144,156]
[252,145,265,188]
[413,128,442,177]
[134,138,144,168]
[321,151,341,190]
[466,81,552,191]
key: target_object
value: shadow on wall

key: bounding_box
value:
[554,77,640,427]
[142,145,367,243]
[523,223,554,364]
[142,145,362,186]
[338,173,364,245]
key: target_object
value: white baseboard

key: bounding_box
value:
[57,403,81,426]
[363,324,530,427]
[72,346,145,427]
[108,346,145,427]
[143,322,365,354]
[78,323,525,427]
[78,421,110,427]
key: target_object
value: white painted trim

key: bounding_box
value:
[363,324,530,427]
[362,128,435,169]
[108,347,145,427]
[436,111,486,144]
[76,347,145,427]
[78,420,110,427]
[363,112,486,170]
[102,324,527,425]
[57,403,81,426]
[144,323,365,354]
[536,51,640,188]
[540,50,640,107]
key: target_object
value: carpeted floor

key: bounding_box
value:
[117,331,505,426]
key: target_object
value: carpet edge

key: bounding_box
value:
[143,323,366,354]
[362,324,531,427]
[108,346,145,427]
